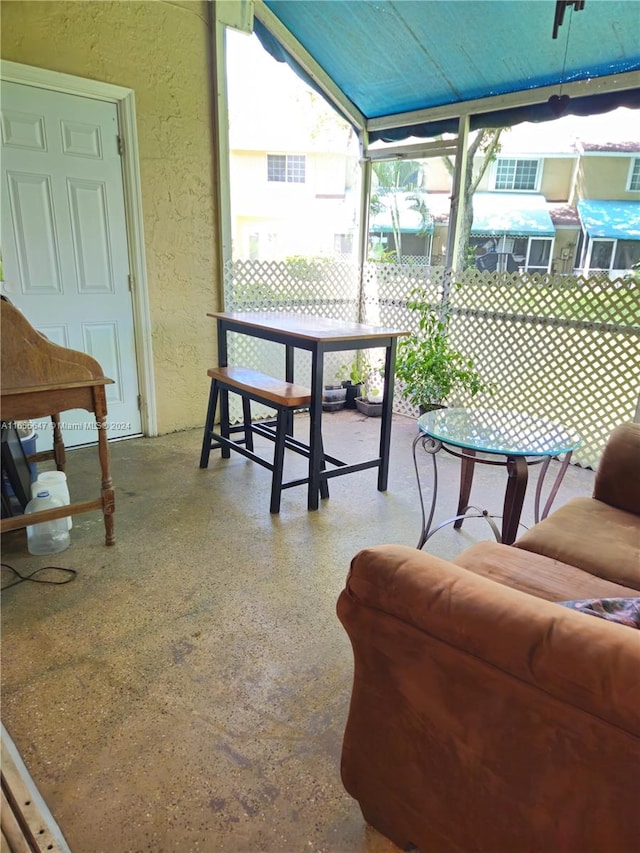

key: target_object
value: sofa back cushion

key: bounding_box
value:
[514,497,640,590]
[594,422,640,514]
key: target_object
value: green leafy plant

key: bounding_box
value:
[364,365,384,402]
[396,288,486,409]
[336,352,369,386]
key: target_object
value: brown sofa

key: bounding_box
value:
[337,422,640,853]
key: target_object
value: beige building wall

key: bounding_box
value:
[550,230,580,275]
[474,155,573,198]
[539,157,573,201]
[422,157,452,192]
[577,155,638,200]
[1,0,221,434]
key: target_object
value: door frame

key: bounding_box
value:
[0,59,157,437]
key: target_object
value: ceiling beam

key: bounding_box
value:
[367,70,640,134]
[366,138,460,161]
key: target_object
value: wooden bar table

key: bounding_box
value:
[209,312,408,510]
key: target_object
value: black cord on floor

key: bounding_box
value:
[1,563,77,591]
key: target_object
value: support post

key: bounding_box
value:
[443,115,470,304]
[356,134,372,323]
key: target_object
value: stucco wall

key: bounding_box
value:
[578,155,637,200]
[1,0,221,434]
[539,157,573,201]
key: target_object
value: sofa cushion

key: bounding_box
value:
[452,540,640,601]
[593,422,640,514]
[343,545,640,734]
[557,597,640,628]
[513,497,640,590]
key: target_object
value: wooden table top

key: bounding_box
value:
[208,312,409,343]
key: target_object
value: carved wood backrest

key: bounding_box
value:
[1,298,108,391]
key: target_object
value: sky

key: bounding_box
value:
[226,28,639,152]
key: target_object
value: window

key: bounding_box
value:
[589,240,614,270]
[526,238,552,273]
[267,154,306,184]
[628,158,640,192]
[614,239,640,271]
[494,159,539,191]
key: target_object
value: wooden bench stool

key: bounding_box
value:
[199,366,329,513]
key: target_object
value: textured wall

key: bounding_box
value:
[1,0,221,434]
[579,156,637,201]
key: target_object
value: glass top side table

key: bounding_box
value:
[413,408,581,548]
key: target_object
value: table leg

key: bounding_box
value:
[502,455,528,545]
[413,433,440,550]
[377,339,397,491]
[51,413,66,471]
[307,348,323,511]
[95,389,115,546]
[454,449,476,529]
[216,323,231,458]
[284,344,295,436]
[535,451,573,523]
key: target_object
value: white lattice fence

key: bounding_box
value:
[364,264,640,468]
[223,258,361,419]
[224,258,640,468]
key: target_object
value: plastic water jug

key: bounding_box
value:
[24,490,71,555]
[31,471,72,530]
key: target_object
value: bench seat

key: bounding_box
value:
[199,365,328,512]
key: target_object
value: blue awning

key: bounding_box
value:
[257,1,640,141]
[471,194,555,238]
[577,199,640,240]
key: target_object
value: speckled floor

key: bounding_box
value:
[1,412,594,853]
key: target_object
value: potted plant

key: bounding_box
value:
[354,363,385,417]
[337,353,368,408]
[395,287,486,412]
[323,377,347,411]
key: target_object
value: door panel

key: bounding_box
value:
[1,80,142,448]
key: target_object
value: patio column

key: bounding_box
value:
[443,114,470,299]
[213,5,245,307]
[356,133,372,323]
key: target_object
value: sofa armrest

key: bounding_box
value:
[594,422,640,514]
[339,544,640,734]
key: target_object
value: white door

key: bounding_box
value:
[0,81,142,449]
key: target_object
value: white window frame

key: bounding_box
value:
[586,238,615,272]
[492,157,542,192]
[524,237,553,273]
[471,234,552,272]
[267,153,306,184]
[627,157,640,192]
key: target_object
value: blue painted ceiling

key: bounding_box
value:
[259,0,640,140]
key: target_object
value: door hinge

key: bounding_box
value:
[128,273,134,292]
[117,135,124,156]
[137,394,142,411]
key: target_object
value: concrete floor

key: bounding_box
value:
[1,411,595,853]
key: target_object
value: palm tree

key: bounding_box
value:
[370,160,427,260]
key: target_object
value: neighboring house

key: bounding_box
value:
[230,145,358,260]
[227,32,359,261]
[229,91,640,277]
[1,0,222,439]
[429,117,640,276]
[368,191,433,261]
